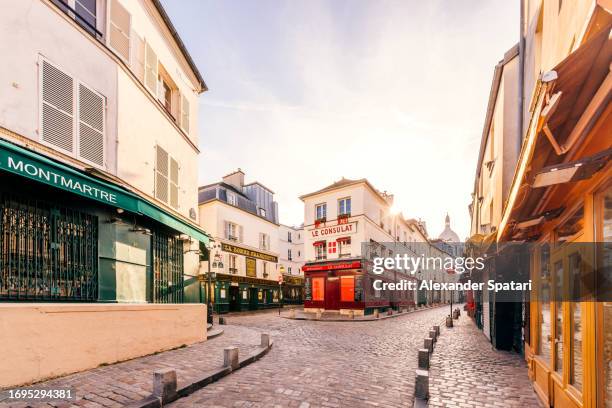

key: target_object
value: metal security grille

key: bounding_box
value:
[152,231,184,303]
[0,194,98,301]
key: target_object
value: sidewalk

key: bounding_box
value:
[428,313,542,408]
[1,325,263,408]
[283,304,448,322]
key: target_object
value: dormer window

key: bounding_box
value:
[227,192,237,206]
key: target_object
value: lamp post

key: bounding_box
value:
[206,242,222,325]
[278,265,285,315]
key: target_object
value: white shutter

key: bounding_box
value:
[181,94,190,134]
[109,0,131,62]
[259,233,263,249]
[155,145,169,203]
[169,157,179,208]
[239,225,244,243]
[132,34,145,82]
[145,42,158,94]
[78,83,105,166]
[224,220,229,239]
[40,59,74,153]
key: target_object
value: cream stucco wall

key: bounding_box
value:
[0,303,206,388]
[279,225,304,276]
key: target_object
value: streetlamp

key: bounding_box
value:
[205,242,222,325]
[278,265,285,315]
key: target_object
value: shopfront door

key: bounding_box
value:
[325,277,340,310]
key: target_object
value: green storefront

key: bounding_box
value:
[202,273,282,314]
[0,139,210,303]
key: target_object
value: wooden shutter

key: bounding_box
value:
[132,34,145,82]
[41,59,74,153]
[169,157,179,208]
[223,220,229,239]
[145,42,158,94]
[239,225,244,243]
[109,0,131,61]
[155,145,169,203]
[181,94,190,134]
[78,83,105,166]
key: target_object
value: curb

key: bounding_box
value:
[206,328,224,340]
[125,339,274,408]
[282,304,449,322]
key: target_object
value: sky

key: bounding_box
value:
[161,0,519,239]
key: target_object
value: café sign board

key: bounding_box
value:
[221,242,278,263]
[309,221,357,239]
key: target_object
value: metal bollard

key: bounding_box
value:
[418,348,430,369]
[153,368,177,403]
[424,337,434,353]
[446,315,453,327]
[223,346,239,369]
[414,369,429,400]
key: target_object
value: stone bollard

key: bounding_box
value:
[260,333,270,348]
[414,369,429,400]
[289,309,296,318]
[446,315,454,327]
[424,337,434,353]
[388,309,393,316]
[433,325,440,336]
[348,310,355,320]
[223,346,239,370]
[153,368,177,403]
[418,348,430,369]
[315,309,322,320]
[429,330,437,343]
[374,309,380,319]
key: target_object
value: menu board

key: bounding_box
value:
[304,277,312,301]
[354,275,363,302]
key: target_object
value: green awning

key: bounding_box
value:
[0,139,210,244]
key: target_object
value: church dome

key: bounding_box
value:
[438,214,460,242]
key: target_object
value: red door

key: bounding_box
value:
[325,277,340,310]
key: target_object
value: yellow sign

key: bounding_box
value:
[246,257,257,277]
[221,242,278,263]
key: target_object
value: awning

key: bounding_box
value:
[0,139,210,244]
[313,240,326,247]
[336,236,351,243]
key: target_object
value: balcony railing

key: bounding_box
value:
[50,0,103,41]
[229,268,238,274]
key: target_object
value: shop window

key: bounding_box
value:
[568,252,583,392]
[312,277,324,301]
[553,259,563,374]
[340,276,354,302]
[538,244,552,364]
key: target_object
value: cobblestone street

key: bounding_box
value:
[169,306,448,408]
[428,313,542,408]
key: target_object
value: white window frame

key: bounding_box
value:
[315,203,327,220]
[227,192,237,206]
[338,197,351,216]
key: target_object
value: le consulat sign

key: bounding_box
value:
[309,221,357,239]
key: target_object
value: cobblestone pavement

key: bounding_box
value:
[428,313,543,408]
[0,325,263,408]
[169,306,449,408]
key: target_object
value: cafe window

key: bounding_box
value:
[568,252,583,391]
[312,277,324,301]
[316,203,327,220]
[314,241,326,260]
[340,276,354,302]
[338,237,351,258]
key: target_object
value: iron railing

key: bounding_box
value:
[0,193,98,301]
[152,230,184,303]
[50,0,103,40]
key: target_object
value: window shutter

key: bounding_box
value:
[224,220,229,239]
[155,145,169,203]
[78,83,105,166]
[41,59,74,153]
[267,235,270,250]
[181,94,190,134]
[132,34,145,82]
[259,233,263,249]
[109,0,131,62]
[239,225,244,243]
[169,157,179,208]
[144,42,158,94]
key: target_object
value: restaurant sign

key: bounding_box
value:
[221,242,278,263]
[309,221,357,239]
[302,260,362,272]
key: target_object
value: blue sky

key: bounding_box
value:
[161,0,519,239]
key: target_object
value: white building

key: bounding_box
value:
[278,224,305,304]
[300,178,452,314]
[198,170,283,312]
[0,0,210,387]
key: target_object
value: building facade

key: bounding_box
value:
[300,178,454,315]
[468,1,611,406]
[198,170,283,313]
[278,224,305,304]
[0,0,210,386]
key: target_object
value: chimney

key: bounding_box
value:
[222,169,245,190]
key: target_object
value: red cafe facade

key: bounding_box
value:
[299,178,427,315]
